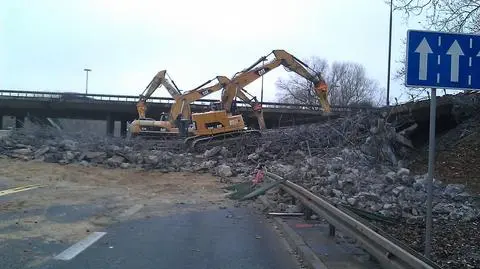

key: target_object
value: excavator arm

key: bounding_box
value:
[136,70,182,119]
[167,76,231,124]
[221,49,331,117]
[232,88,266,129]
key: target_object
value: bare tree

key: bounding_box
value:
[276,58,382,107]
[392,0,480,33]
[276,57,328,106]
[388,0,480,100]
[329,62,380,106]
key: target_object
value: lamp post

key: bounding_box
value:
[83,68,92,94]
[386,0,393,106]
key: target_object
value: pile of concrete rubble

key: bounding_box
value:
[0,112,478,225]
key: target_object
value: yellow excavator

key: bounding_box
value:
[184,87,263,149]
[128,76,235,137]
[129,70,185,137]
[129,49,330,150]
[184,49,331,149]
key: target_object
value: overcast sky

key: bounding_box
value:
[1,0,422,103]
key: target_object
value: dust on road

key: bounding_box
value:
[0,158,230,244]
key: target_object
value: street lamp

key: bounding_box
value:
[386,0,393,106]
[83,68,92,94]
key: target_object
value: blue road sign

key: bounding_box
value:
[406,30,480,90]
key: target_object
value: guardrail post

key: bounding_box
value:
[106,113,114,137]
[304,207,313,220]
[329,224,336,237]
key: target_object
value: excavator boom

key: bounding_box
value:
[221,49,331,119]
[167,76,230,123]
[137,70,181,119]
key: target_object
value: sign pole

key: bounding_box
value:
[424,87,436,258]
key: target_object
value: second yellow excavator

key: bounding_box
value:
[128,76,231,138]
[183,49,331,150]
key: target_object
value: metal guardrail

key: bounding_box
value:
[278,179,442,269]
[0,89,380,113]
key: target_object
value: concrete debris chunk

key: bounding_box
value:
[13,148,32,155]
[216,164,233,177]
[84,151,106,161]
[59,139,78,151]
[396,167,410,177]
[106,155,125,167]
[34,146,50,158]
[203,146,222,158]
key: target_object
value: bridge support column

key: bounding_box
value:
[120,120,127,137]
[106,114,114,137]
[15,116,25,129]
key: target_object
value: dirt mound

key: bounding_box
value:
[411,113,480,194]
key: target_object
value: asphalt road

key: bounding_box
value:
[17,207,300,269]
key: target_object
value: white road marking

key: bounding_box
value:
[118,204,144,219]
[437,55,441,65]
[470,57,472,67]
[469,75,472,85]
[0,184,45,197]
[54,232,106,261]
[437,73,440,83]
[470,38,473,48]
[438,36,441,46]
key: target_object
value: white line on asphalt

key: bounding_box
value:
[437,73,440,83]
[118,204,144,219]
[54,232,106,261]
[437,55,441,65]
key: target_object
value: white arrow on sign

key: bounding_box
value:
[446,40,464,82]
[415,38,433,80]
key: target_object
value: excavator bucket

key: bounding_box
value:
[137,101,147,119]
[314,81,331,113]
[253,103,262,112]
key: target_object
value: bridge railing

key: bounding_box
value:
[0,89,380,113]
[0,89,218,105]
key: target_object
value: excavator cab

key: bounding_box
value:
[209,102,223,111]
[159,112,169,122]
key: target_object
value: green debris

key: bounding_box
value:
[224,172,287,201]
[339,204,399,224]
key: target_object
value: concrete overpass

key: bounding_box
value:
[0,90,374,136]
